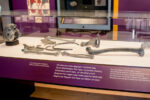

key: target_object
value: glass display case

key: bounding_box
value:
[0,10,150,93]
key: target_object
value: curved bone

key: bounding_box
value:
[86,47,144,57]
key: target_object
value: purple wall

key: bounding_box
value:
[12,0,55,10]
[116,0,150,42]
[119,0,150,11]
[49,0,56,10]
[12,0,27,10]
[12,0,150,11]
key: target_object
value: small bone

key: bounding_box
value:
[23,44,43,52]
[41,37,56,45]
[81,34,100,48]
[86,47,144,57]
[23,44,34,49]
[61,51,94,59]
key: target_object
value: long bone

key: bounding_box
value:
[52,46,73,51]
[61,51,94,59]
[47,36,76,43]
[55,42,79,46]
[45,46,73,51]
[86,47,145,57]
[22,49,59,56]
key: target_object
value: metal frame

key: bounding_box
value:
[57,0,112,31]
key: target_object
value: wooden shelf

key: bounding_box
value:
[32,82,150,99]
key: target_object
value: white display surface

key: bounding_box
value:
[0,37,150,67]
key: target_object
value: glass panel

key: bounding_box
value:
[0,10,150,68]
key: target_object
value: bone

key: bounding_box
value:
[23,44,44,52]
[45,46,73,51]
[22,44,59,56]
[52,46,73,51]
[86,47,145,57]
[41,37,56,45]
[22,48,59,56]
[61,51,94,59]
[55,42,79,46]
[47,36,76,42]
[81,34,100,48]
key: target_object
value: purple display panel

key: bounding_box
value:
[0,57,150,93]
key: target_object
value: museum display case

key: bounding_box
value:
[0,10,150,93]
